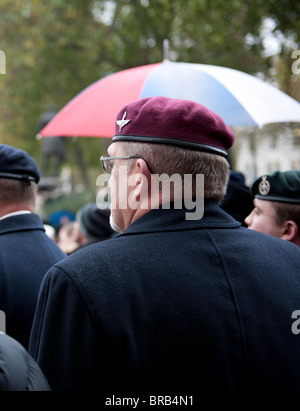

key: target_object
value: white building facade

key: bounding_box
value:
[231,124,300,186]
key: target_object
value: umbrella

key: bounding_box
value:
[38,60,300,139]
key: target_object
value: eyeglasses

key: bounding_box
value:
[100,156,142,173]
[100,155,153,173]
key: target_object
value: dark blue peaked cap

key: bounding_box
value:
[0,144,40,184]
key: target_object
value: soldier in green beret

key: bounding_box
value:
[245,170,300,247]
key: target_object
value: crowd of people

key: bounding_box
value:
[56,202,116,254]
[0,95,300,394]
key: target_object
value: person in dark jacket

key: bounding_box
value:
[0,144,66,349]
[0,332,51,391]
[220,170,253,227]
[75,202,115,249]
[29,97,300,395]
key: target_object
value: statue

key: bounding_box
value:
[36,103,67,176]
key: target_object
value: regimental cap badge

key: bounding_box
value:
[258,175,270,196]
[116,111,131,132]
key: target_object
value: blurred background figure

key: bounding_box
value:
[245,170,300,246]
[48,209,75,234]
[75,202,116,250]
[56,202,115,254]
[35,103,67,176]
[56,221,83,255]
[43,223,56,241]
[220,170,253,227]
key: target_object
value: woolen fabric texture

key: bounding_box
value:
[29,201,300,393]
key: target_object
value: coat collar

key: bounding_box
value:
[0,213,45,235]
[121,199,240,236]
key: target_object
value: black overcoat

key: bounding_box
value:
[29,200,300,393]
[0,213,66,348]
[0,332,51,391]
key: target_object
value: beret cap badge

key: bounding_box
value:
[251,170,300,204]
[116,111,131,132]
[258,176,270,196]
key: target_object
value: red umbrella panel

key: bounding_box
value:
[39,63,161,139]
[38,61,300,139]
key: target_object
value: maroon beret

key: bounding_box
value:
[113,96,235,157]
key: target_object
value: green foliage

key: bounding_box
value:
[0,0,299,163]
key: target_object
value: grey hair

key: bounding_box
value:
[118,141,230,202]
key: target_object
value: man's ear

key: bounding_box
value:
[127,159,151,210]
[281,220,299,242]
[136,158,151,177]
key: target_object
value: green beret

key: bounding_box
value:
[250,170,300,204]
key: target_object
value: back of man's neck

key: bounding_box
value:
[0,209,32,220]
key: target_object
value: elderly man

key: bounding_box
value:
[29,97,300,394]
[245,170,300,246]
[0,144,66,349]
